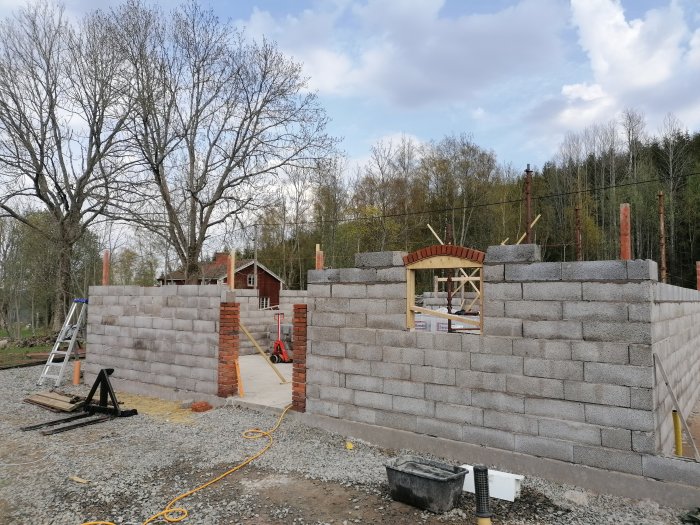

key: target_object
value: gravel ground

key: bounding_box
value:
[0,366,687,525]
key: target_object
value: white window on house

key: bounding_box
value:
[247,274,255,287]
[259,296,270,309]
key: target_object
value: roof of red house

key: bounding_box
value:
[159,255,284,284]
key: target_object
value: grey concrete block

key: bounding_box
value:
[471,353,523,374]
[585,405,654,431]
[582,322,651,344]
[315,298,350,313]
[308,369,341,386]
[375,410,417,432]
[484,282,522,300]
[601,428,631,450]
[393,396,435,417]
[483,300,505,317]
[480,336,513,355]
[366,314,405,330]
[339,328,376,345]
[345,374,384,392]
[310,341,346,357]
[524,282,582,301]
[425,384,471,405]
[308,269,340,283]
[462,334,481,352]
[572,342,629,364]
[525,398,585,421]
[539,419,601,445]
[319,386,355,404]
[506,262,562,282]
[507,375,564,399]
[313,313,347,328]
[485,244,541,264]
[193,320,215,333]
[367,283,406,300]
[416,417,463,440]
[573,445,642,475]
[630,388,653,410]
[337,358,372,375]
[383,346,424,365]
[582,282,652,303]
[525,358,583,380]
[462,425,515,450]
[642,455,700,485]
[410,365,455,385]
[627,259,658,281]
[376,267,407,282]
[628,303,651,322]
[354,390,393,410]
[483,264,504,282]
[338,404,377,425]
[506,300,562,321]
[371,361,411,380]
[483,317,523,337]
[345,344,381,361]
[523,320,582,340]
[175,308,199,320]
[173,319,193,332]
[307,283,332,298]
[344,313,367,328]
[562,261,627,281]
[472,391,525,413]
[485,410,538,435]
[385,299,406,314]
[309,326,341,342]
[332,284,367,299]
[513,339,571,359]
[377,330,416,347]
[307,398,339,417]
[434,332,463,352]
[384,379,425,398]
[564,381,630,407]
[339,268,377,282]
[348,298,386,314]
[429,350,471,370]
[632,431,656,453]
[563,302,628,322]
[456,370,507,391]
[516,435,574,462]
[584,362,653,388]
[355,251,407,268]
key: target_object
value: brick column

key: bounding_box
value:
[218,302,239,397]
[292,304,307,412]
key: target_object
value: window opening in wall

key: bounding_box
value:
[259,296,270,309]
[247,274,255,287]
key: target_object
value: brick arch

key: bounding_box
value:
[402,244,485,266]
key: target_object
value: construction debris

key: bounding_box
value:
[24,391,84,413]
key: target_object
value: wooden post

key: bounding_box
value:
[658,192,667,283]
[525,164,533,243]
[574,205,582,261]
[696,262,700,291]
[619,203,631,260]
[228,251,236,291]
[101,250,110,285]
[315,244,324,270]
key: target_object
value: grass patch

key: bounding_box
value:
[0,344,52,367]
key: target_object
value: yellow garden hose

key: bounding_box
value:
[81,404,292,525]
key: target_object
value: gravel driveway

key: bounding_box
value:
[0,366,686,524]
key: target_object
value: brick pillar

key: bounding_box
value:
[292,304,307,412]
[696,261,700,291]
[218,302,239,397]
[620,203,631,260]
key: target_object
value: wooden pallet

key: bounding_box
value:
[25,391,85,413]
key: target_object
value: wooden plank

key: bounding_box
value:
[239,322,288,384]
[25,391,84,412]
[410,305,481,326]
[407,256,481,270]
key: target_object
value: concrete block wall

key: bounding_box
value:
[86,285,222,399]
[652,283,700,453]
[305,247,700,488]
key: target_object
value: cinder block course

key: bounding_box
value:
[632,431,656,453]
[383,346,424,365]
[513,339,571,359]
[642,455,700,485]
[339,328,376,345]
[315,298,350,313]
[524,358,583,380]
[484,244,541,264]
[462,425,515,450]
[523,320,582,340]
[456,370,507,391]
[375,410,417,433]
[416,417,463,440]
[429,350,471,370]
[410,365,456,385]
[523,282,582,301]
[483,264,504,282]
[480,336,513,355]
[582,322,651,344]
[506,375,564,399]
[563,302,628,322]
[630,388,653,410]
[485,410,538,435]
[525,398,585,421]
[354,390,393,410]
[425,384,471,405]
[573,445,643,475]
[506,300,562,321]
[366,314,405,330]
[629,344,653,366]
[319,386,355,404]
[367,284,406,300]
[308,269,340,283]
[505,262,562,282]
[307,399,339,417]
[571,342,629,364]
[471,353,523,375]
[626,259,658,281]
[309,369,341,386]
[483,300,505,317]
[483,317,523,337]
[313,313,347,328]
[472,391,524,413]
[585,405,654,431]
[355,251,407,268]
[601,428,632,450]
[310,341,346,357]
[345,344,381,361]
[393,396,434,417]
[332,284,367,299]
[339,268,377,282]
[582,282,652,303]
[564,381,630,407]
[384,379,425,398]
[371,361,411,380]
[338,404,377,425]
[584,362,653,388]
[484,282,522,300]
[307,283,332,298]
[539,419,601,445]
[376,267,407,282]
[562,261,627,281]
[628,303,652,322]
[515,435,574,462]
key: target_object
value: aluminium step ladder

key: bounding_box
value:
[38,298,88,387]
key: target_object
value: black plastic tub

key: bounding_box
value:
[385,455,468,513]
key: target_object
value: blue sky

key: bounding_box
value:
[4,0,700,171]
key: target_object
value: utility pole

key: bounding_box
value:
[574,206,582,261]
[524,164,533,243]
[658,192,667,283]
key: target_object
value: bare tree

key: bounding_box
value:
[0,2,131,328]
[110,1,334,282]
